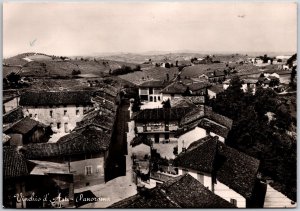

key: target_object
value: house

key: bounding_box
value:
[3,117,53,146]
[20,125,111,189]
[3,106,24,125]
[3,92,20,114]
[138,80,170,102]
[175,136,264,208]
[19,91,95,134]
[133,107,192,144]
[109,174,235,208]
[205,70,226,83]
[207,84,224,99]
[161,80,210,101]
[176,106,233,153]
[242,78,258,93]
[3,146,75,208]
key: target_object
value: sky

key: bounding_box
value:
[3,2,297,58]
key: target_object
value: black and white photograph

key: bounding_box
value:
[2,1,297,208]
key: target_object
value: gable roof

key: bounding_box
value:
[21,126,111,159]
[208,84,224,94]
[133,107,192,122]
[4,117,42,135]
[161,81,210,95]
[130,136,152,147]
[3,107,24,124]
[3,146,29,179]
[19,91,94,106]
[109,174,235,208]
[174,136,218,173]
[138,80,170,88]
[175,137,260,199]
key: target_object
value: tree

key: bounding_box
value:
[132,96,142,112]
[7,72,21,84]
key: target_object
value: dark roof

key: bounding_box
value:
[21,127,111,159]
[3,146,29,179]
[3,107,24,124]
[133,107,192,122]
[76,109,116,132]
[161,81,210,94]
[174,136,218,173]
[216,142,260,199]
[208,84,224,94]
[19,91,94,106]
[130,136,152,147]
[91,96,117,112]
[4,117,42,135]
[109,174,235,208]
[198,119,230,138]
[175,137,260,199]
[139,80,170,88]
[180,106,233,129]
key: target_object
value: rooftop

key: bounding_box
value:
[138,80,170,88]
[109,174,235,208]
[175,137,260,199]
[4,117,45,135]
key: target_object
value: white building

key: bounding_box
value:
[175,136,263,208]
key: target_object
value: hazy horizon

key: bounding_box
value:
[4,2,297,58]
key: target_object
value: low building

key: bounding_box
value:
[174,136,264,208]
[20,126,111,189]
[3,92,20,114]
[130,136,152,160]
[138,80,170,102]
[4,117,53,146]
[207,84,224,99]
[176,106,233,153]
[161,80,210,101]
[109,174,235,208]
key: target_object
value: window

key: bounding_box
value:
[64,123,69,133]
[96,165,103,175]
[158,96,161,101]
[230,199,237,206]
[165,133,169,139]
[57,122,61,129]
[34,114,37,118]
[85,166,92,176]
[76,109,80,116]
[50,110,53,118]
[149,88,153,94]
[64,110,67,116]
[150,96,153,102]
[29,113,33,117]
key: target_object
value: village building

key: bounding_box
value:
[176,106,233,153]
[207,84,224,99]
[19,91,95,134]
[138,80,170,102]
[3,117,53,146]
[3,91,20,114]
[133,107,192,144]
[199,70,226,83]
[3,146,74,208]
[160,80,210,101]
[109,174,235,208]
[174,136,265,208]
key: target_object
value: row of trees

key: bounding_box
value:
[208,76,296,201]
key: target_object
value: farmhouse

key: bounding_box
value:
[175,136,264,208]
[109,174,235,208]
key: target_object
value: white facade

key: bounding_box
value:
[4,97,20,114]
[24,105,91,134]
[139,88,163,102]
[207,89,217,99]
[178,168,246,208]
[162,94,182,101]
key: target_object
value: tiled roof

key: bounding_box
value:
[130,136,152,147]
[174,136,218,173]
[208,84,224,94]
[161,81,210,94]
[3,146,29,179]
[138,80,170,88]
[109,174,235,208]
[19,91,94,106]
[175,137,260,199]
[133,107,192,122]
[4,117,41,135]
[21,127,111,159]
[3,107,24,124]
